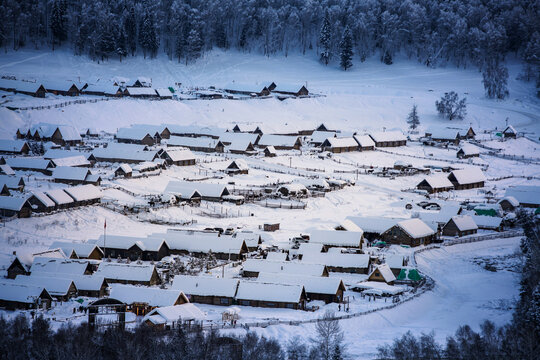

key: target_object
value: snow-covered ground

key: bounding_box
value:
[0,49,537,357]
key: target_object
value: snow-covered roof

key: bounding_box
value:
[63,184,102,202]
[258,134,300,147]
[83,83,122,95]
[322,137,358,148]
[155,88,173,97]
[396,218,436,238]
[15,275,75,296]
[163,148,196,162]
[0,79,44,93]
[219,132,259,144]
[5,157,52,170]
[299,178,330,190]
[164,181,228,199]
[505,186,540,206]
[149,232,245,254]
[56,125,82,141]
[30,257,89,275]
[458,144,480,156]
[0,164,15,175]
[165,125,224,137]
[92,147,158,162]
[227,139,254,152]
[37,272,106,291]
[346,216,403,234]
[0,175,24,189]
[109,283,186,307]
[449,168,486,185]
[266,252,288,262]
[44,149,93,160]
[117,164,132,173]
[168,135,222,149]
[49,241,102,258]
[44,189,74,205]
[384,255,405,269]
[51,155,90,167]
[297,243,324,255]
[90,234,164,252]
[354,134,376,148]
[265,145,277,154]
[302,253,370,269]
[227,159,249,171]
[95,262,156,282]
[449,215,478,231]
[336,219,363,232]
[242,259,327,277]
[470,215,502,229]
[278,183,309,194]
[0,140,28,152]
[368,264,396,283]
[369,131,407,143]
[310,131,336,144]
[223,82,269,93]
[124,87,157,96]
[498,196,519,207]
[116,127,156,141]
[0,281,49,304]
[0,196,30,211]
[257,272,344,295]
[427,127,460,140]
[172,275,239,298]
[31,191,55,208]
[309,230,363,247]
[353,281,405,295]
[143,304,206,325]
[235,281,304,303]
[420,175,454,189]
[503,125,517,134]
[52,166,91,181]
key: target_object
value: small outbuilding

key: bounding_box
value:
[442,215,478,237]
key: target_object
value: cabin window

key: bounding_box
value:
[286,303,294,309]
[240,300,250,306]
[220,298,229,305]
[265,302,276,307]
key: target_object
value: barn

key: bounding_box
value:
[14,275,78,301]
[172,275,239,306]
[272,85,309,97]
[44,81,80,96]
[447,168,486,190]
[381,218,436,247]
[442,215,478,237]
[426,128,461,145]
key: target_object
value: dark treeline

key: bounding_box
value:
[0,0,539,72]
[376,211,540,360]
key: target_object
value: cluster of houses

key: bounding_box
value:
[417,167,486,193]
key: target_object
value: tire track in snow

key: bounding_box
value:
[0,53,49,70]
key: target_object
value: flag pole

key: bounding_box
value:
[104,220,107,259]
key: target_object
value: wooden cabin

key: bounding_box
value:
[225,159,249,175]
[442,215,478,237]
[95,262,160,286]
[159,148,196,166]
[321,137,359,153]
[367,264,396,285]
[0,140,30,154]
[6,255,29,279]
[369,131,407,147]
[302,253,370,274]
[172,276,239,306]
[264,146,277,157]
[498,196,519,212]
[502,125,517,138]
[115,164,133,178]
[447,168,486,190]
[235,281,306,310]
[353,135,376,151]
[116,127,161,145]
[0,197,32,218]
[416,176,454,194]
[381,219,436,247]
[457,144,480,159]
[0,282,52,310]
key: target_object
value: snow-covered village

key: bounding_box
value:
[0,1,539,359]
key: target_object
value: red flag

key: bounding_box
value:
[104,220,106,229]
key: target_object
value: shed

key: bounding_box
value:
[273,85,309,97]
[50,155,91,168]
[470,215,503,231]
[502,125,517,138]
[498,196,519,212]
[457,144,480,159]
[310,131,336,146]
[265,252,289,262]
[225,159,249,175]
[30,257,92,275]
[90,234,170,261]
[115,164,133,178]
[143,304,206,329]
[264,146,277,157]
[367,264,396,285]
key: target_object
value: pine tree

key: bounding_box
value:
[482,59,509,99]
[407,104,420,130]
[339,26,353,71]
[125,8,137,56]
[174,35,184,62]
[50,0,66,49]
[319,12,331,65]
[186,28,202,64]
[116,31,127,62]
